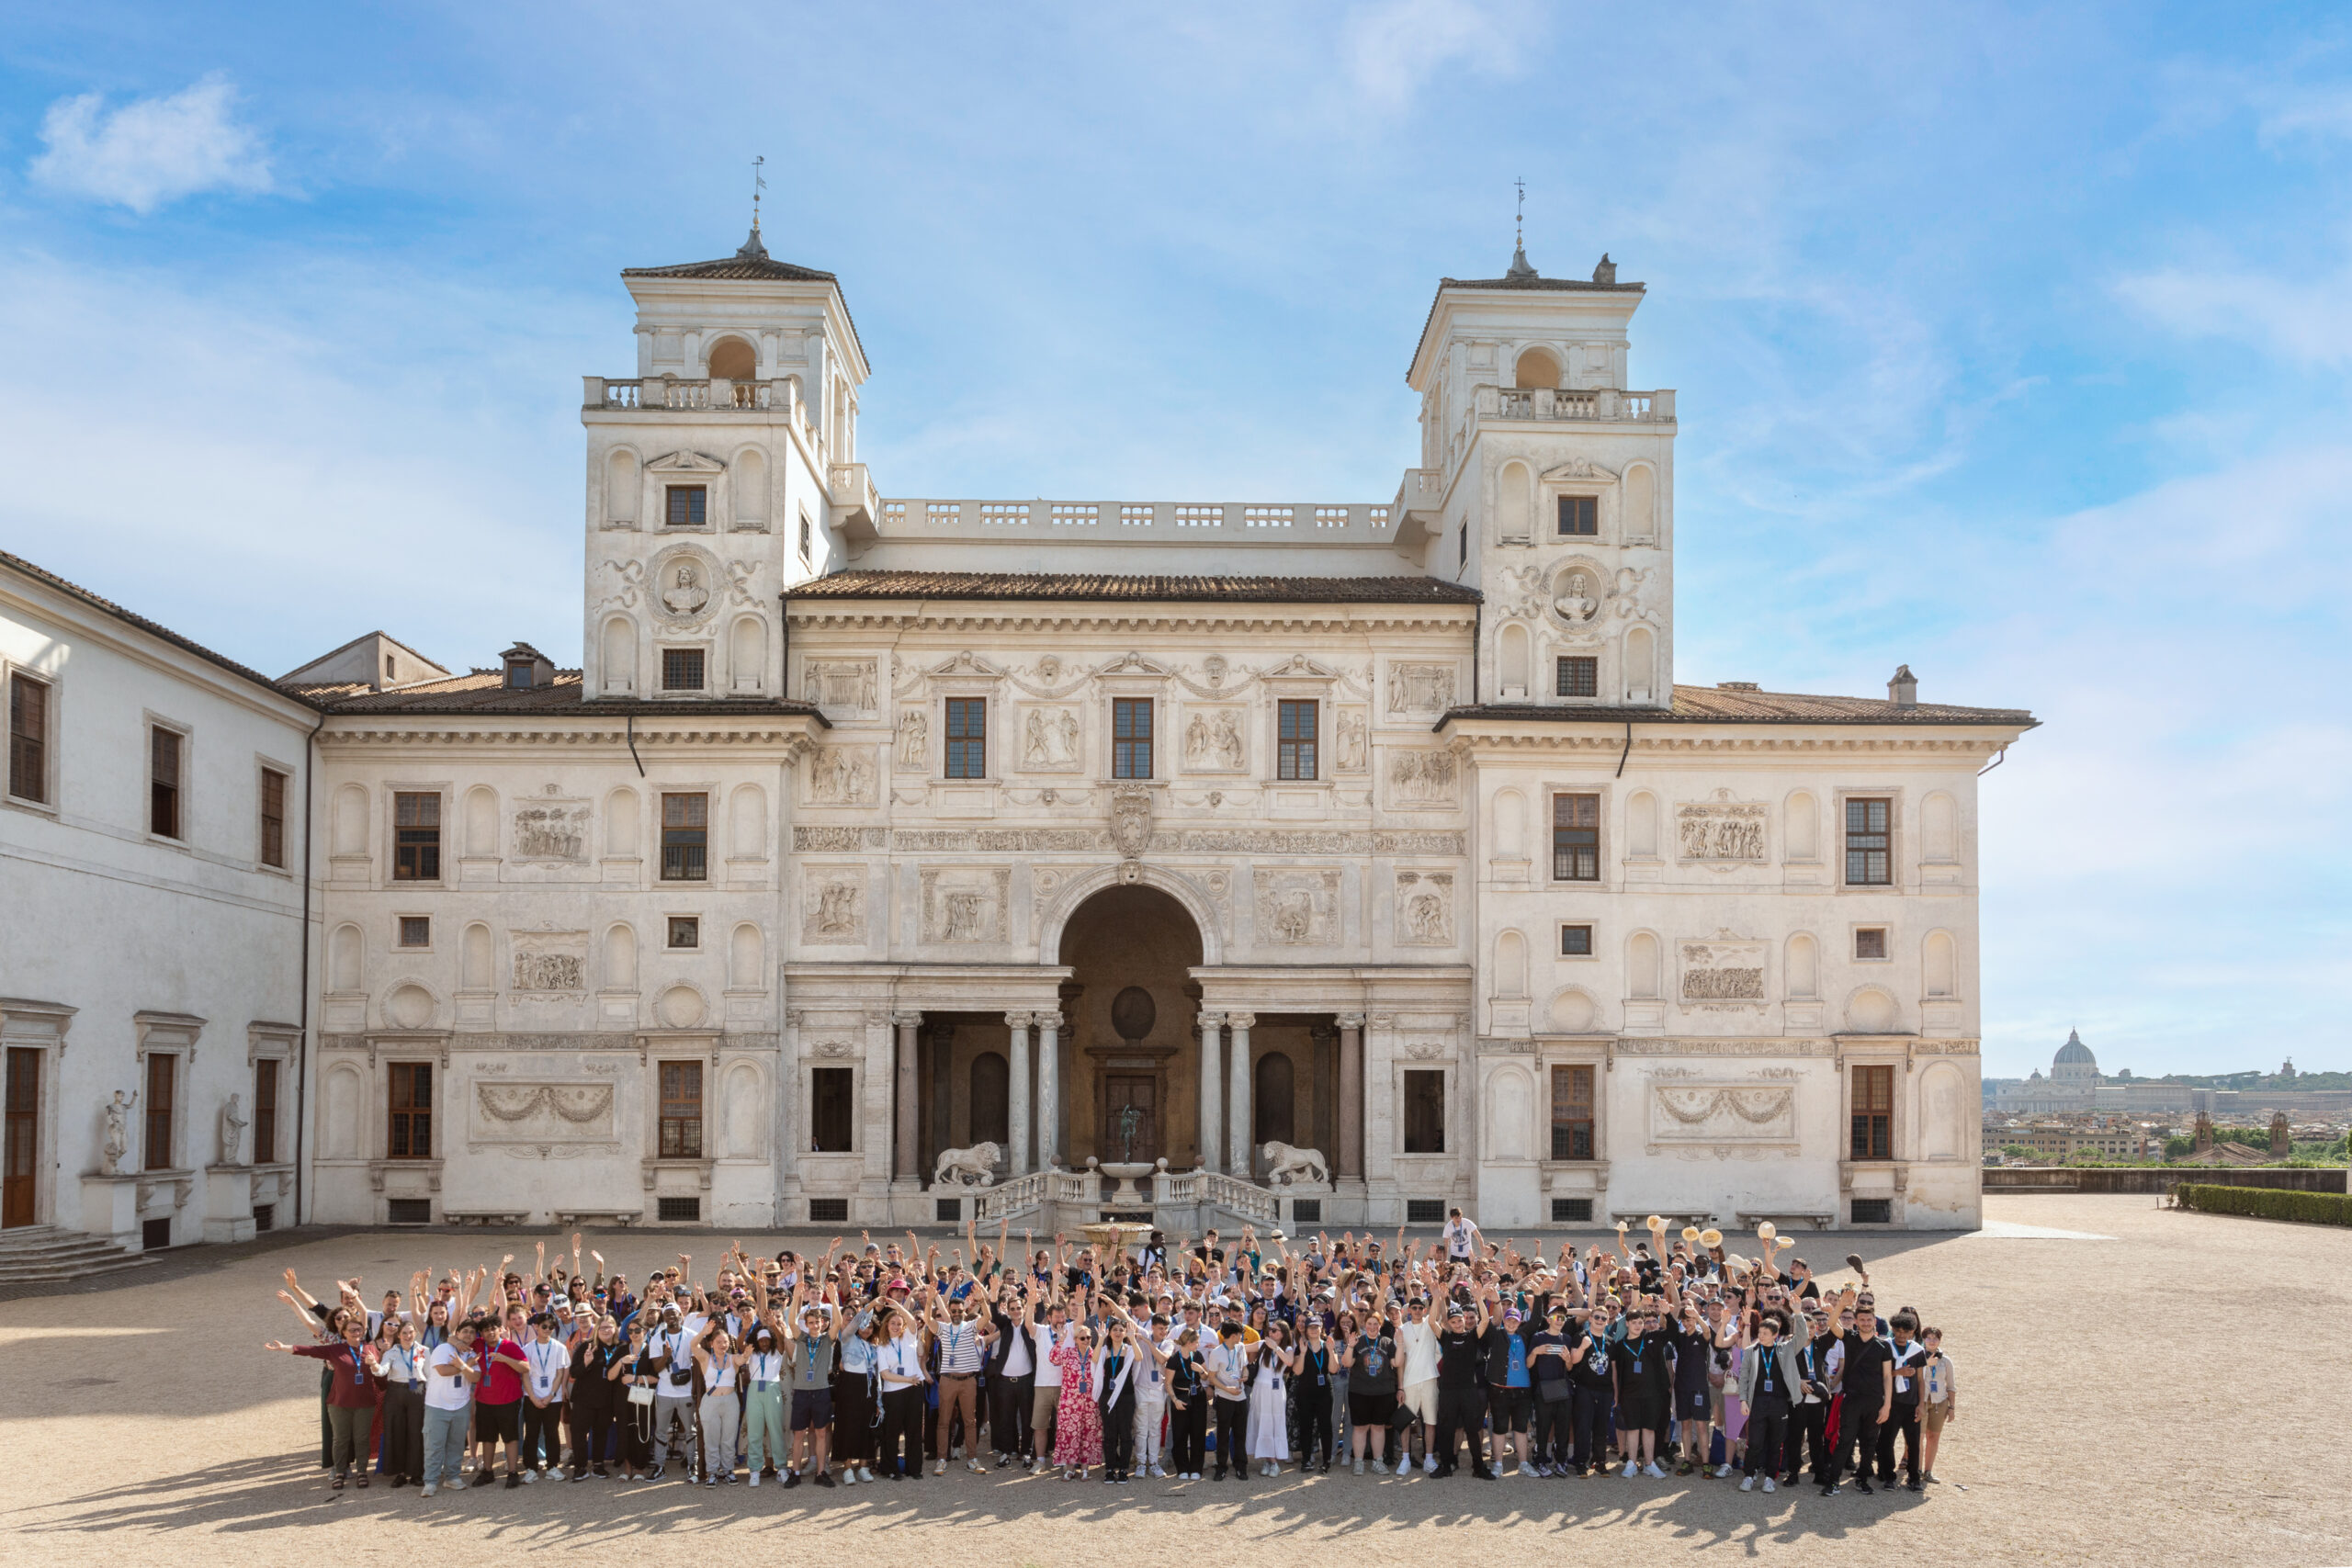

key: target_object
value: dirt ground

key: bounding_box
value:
[1,1193,2345,1568]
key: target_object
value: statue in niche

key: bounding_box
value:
[101,1090,138,1176]
[896,708,927,769]
[661,562,708,616]
[1337,710,1368,772]
[1554,570,1598,626]
[217,1093,247,1166]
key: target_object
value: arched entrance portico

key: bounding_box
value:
[1057,885,1204,1170]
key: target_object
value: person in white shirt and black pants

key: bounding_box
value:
[875,1305,931,1481]
[520,1314,570,1476]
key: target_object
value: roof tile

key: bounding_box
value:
[787,570,1482,605]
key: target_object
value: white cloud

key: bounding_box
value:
[29,74,274,214]
[1342,0,1530,107]
[2115,258,2352,367]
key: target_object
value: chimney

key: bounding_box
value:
[1887,664,1917,708]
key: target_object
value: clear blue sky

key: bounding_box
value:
[2,3,2346,1078]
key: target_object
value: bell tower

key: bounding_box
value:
[579,221,873,702]
[1400,248,1676,709]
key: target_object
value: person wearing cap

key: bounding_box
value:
[1527,1303,1576,1476]
[1431,1297,1494,1480]
[742,1321,788,1486]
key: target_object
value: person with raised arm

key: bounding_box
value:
[263,1310,383,1490]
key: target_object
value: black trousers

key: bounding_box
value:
[1102,1393,1136,1475]
[1212,1397,1250,1476]
[1295,1381,1336,1468]
[1744,1396,1792,1476]
[1570,1385,1612,1469]
[1433,1386,1489,1474]
[1533,1393,1573,1465]
[877,1386,927,1477]
[1878,1403,1921,1483]
[1829,1403,1880,1486]
[1787,1401,1831,1480]
[1170,1397,1207,1473]
[381,1382,424,1479]
[571,1401,616,1473]
[991,1371,1033,1458]
[521,1400,562,1470]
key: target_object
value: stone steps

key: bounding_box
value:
[0,1226,157,1286]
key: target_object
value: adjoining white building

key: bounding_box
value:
[1,229,2035,1249]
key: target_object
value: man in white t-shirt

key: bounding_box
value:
[421,1320,480,1496]
[1027,1303,1066,1472]
[1396,1296,1442,1474]
[1442,1208,1482,1263]
[648,1305,696,1477]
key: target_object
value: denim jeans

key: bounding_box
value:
[423,1403,472,1485]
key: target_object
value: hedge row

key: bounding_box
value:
[2175,1183,2352,1226]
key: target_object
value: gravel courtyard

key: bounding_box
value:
[0,1193,2344,1568]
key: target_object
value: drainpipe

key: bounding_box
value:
[1616,718,1634,778]
[295,705,325,1225]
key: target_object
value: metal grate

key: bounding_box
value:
[141,1217,172,1250]
[1291,1199,1321,1224]
[1850,1198,1893,1225]
[935,1198,962,1223]
[1406,1199,1445,1225]
[254,1203,276,1232]
[808,1198,849,1224]
[656,1196,701,1224]
[1552,1198,1593,1224]
[386,1199,432,1225]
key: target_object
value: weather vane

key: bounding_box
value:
[1514,176,1525,249]
[752,154,766,232]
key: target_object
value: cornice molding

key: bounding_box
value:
[786,605,1476,636]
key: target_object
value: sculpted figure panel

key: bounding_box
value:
[1678,801,1767,863]
[1254,868,1341,947]
[1182,706,1247,773]
[1387,749,1460,808]
[1387,663,1456,715]
[920,866,1012,944]
[1019,705,1083,772]
[808,660,878,714]
[802,871,866,943]
[808,747,877,806]
[1395,870,1455,945]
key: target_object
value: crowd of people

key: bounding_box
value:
[265,1209,1957,1505]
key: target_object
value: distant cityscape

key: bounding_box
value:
[1982,1033,2350,1167]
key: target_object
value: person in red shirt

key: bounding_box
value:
[475,1304,532,1488]
[265,1316,382,1490]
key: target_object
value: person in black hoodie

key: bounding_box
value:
[1431,1301,1495,1480]
[1823,1309,1893,1495]
[981,1275,1034,1468]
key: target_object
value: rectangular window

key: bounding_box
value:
[1552,1197,1593,1224]
[8,672,48,804]
[798,512,812,563]
[150,727,183,839]
[1850,1065,1893,1160]
[944,697,986,779]
[1552,793,1600,881]
[398,916,431,949]
[810,1066,855,1153]
[1277,700,1317,780]
[1555,656,1598,698]
[253,1058,279,1166]
[667,916,699,950]
[1854,926,1887,960]
[661,649,705,692]
[665,485,707,527]
[1403,1069,1445,1154]
[659,1061,704,1158]
[1112,698,1154,779]
[392,792,441,880]
[1559,923,1593,956]
[661,793,707,881]
[1550,1064,1595,1160]
[259,767,288,868]
[1556,495,1598,536]
[808,1197,849,1224]
[1850,1197,1893,1224]
[388,1063,433,1159]
[1845,797,1892,886]
[143,1051,175,1171]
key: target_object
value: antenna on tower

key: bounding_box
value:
[752,154,767,233]
[1506,176,1536,281]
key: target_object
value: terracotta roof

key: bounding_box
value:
[313,669,827,721]
[788,570,1483,605]
[0,547,320,709]
[621,229,865,367]
[1410,268,1647,381]
[1442,684,2037,728]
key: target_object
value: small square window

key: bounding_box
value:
[1555,656,1598,698]
[1855,927,1887,960]
[398,916,431,948]
[662,649,705,692]
[668,916,700,950]
[1556,495,1598,536]
[1560,924,1593,956]
[665,485,707,528]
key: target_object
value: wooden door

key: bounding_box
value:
[3,1048,37,1228]
[1102,1075,1158,1165]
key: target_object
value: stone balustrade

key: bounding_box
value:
[872,499,1395,539]
[1476,384,1675,423]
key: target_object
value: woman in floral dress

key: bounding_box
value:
[1052,1323,1103,1479]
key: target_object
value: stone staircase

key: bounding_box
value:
[0,1225,157,1288]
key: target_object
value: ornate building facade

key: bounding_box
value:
[0,231,2033,1248]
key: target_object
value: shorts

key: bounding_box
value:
[475,1401,520,1443]
[1399,1381,1439,1427]
[1676,1387,1711,1420]
[791,1388,834,1430]
[1489,1388,1533,1432]
[1922,1401,1950,1435]
[1349,1391,1396,1427]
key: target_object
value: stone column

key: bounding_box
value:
[1197,1012,1225,1172]
[778,1009,803,1201]
[1337,1014,1364,1181]
[1006,1012,1033,1176]
[893,1011,922,1183]
[1227,1012,1256,1179]
[1036,1013,1062,1168]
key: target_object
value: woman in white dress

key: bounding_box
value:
[1247,1323,1295,1476]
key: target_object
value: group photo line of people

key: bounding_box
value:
[265,1208,1958,1506]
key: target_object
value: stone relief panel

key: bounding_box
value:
[1644,1077,1798,1153]
[511,930,589,995]
[647,543,722,630]
[1394,870,1455,946]
[801,867,867,944]
[1016,705,1084,773]
[468,1082,617,1155]
[1181,705,1248,773]
[511,791,591,863]
[1550,559,1610,635]
[920,866,1012,944]
[806,746,878,806]
[894,707,927,771]
[807,659,879,716]
[1254,867,1341,946]
[1679,935,1768,1005]
[1386,663,1456,716]
[1387,748,1461,809]
[1334,706,1370,773]
[1677,796,1767,863]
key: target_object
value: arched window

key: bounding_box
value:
[969,1053,1010,1146]
[1253,1052,1295,1147]
[1514,346,1561,389]
[707,336,756,381]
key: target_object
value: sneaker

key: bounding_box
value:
[421,1482,438,1497]
[1923,1471,1939,1484]
[858,1466,874,1483]
[934,1461,947,1476]
[646,1465,666,1483]
[1423,1457,1439,1474]
[1351,1458,1365,1476]
[447,1474,468,1491]
[969,1458,987,1472]
[814,1470,836,1488]
[1644,1462,1667,1479]
[1370,1458,1388,1474]
[520,1469,537,1484]
[703,1474,716,1487]
[1677,1460,1694,1477]
[1906,1479,1924,1493]
[1715,1463,1736,1479]
[997,1453,1011,1468]
[1623,1461,1639,1479]
[842,1469,858,1487]
[748,1471,761,1487]
[1819,1483,1838,1496]
[504,1473,521,1491]
[1739,1475,1755,1492]
[1856,1479,1875,1495]
[783,1469,801,1489]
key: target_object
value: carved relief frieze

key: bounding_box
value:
[1387,663,1456,716]
[1334,707,1370,773]
[1677,797,1768,863]
[1016,705,1084,773]
[511,930,589,995]
[919,866,1012,944]
[468,1082,617,1151]
[1394,870,1455,945]
[806,746,878,806]
[807,659,879,716]
[1181,706,1248,773]
[1387,748,1461,808]
[511,789,591,863]
[1645,1078,1798,1154]
[894,707,927,771]
[1254,867,1341,946]
[801,867,866,944]
[1679,934,1768,1006]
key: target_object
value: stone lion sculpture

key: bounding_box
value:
[1261,1141,1329,1187]
[933,1142,1002,1189]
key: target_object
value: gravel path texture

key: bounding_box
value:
[1,1193,2345,1567]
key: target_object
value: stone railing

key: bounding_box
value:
[876,499,1395,541]
[973,1168,1053,1224]
[1478,385,1674,423]
[584,377,800,416]
[1195,1170,1281,1224]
